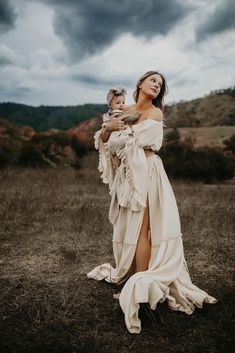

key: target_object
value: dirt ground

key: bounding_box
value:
[0,155,234,353]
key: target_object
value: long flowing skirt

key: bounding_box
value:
[87,154,217,333]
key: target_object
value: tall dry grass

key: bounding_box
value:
[0,153,234,353]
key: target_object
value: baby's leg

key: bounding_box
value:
[111,155,121,171]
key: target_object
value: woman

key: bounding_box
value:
[87,71,217,334]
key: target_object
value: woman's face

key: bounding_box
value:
[139,74,163,99]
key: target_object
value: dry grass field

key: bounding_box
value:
[0,153,234,353]
[178,126,235,148]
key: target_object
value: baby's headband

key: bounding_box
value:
[107,85,127,106]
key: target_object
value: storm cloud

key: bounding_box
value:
[40,0,189,61]
[196,0,235,40]
[0,0,17,33]
[0,0,234,105]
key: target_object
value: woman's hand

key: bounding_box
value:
[101,114,125,143]
[106,114,126,132]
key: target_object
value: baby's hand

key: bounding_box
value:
[110,109,123,118]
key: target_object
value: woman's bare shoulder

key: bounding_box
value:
[149,106,163,122]
[123,104,136,113]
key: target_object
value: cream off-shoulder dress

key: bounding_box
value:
[87,118,217,334]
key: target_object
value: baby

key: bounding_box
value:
[103,85,140,127]
[102,85,140,170]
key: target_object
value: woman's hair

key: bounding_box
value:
[133,71,168,111]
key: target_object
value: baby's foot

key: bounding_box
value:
[113,292,120,300]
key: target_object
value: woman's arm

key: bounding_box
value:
[100,115,126,142]
[101,125,112,143]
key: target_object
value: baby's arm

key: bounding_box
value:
[122,112,141,125]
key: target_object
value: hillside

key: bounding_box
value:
[177,126,235,148]
[0,103,107,131]
[164,87,235,127]
[0,87,234,131]
[0,87,234,179]
[0,115,234,181]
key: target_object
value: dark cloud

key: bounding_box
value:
[39,0,189,61]
[0,0,17,33]
[0,44,14,66]
[196,0,235,40]
[0,56,11,65]
[0,83,33,101]
[72,73,132,87]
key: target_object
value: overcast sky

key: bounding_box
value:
[0,0,234,106]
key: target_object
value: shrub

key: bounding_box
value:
[69,136,87,158]
[224,135,235,154]
[0,136,22,167]
[18,142,51,167]
[164,128,180,143]
[159,142,234,182]
[51,131,69,146]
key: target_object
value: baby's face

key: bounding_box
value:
[110,95,125,111]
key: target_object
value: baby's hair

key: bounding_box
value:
[107,85,127,106]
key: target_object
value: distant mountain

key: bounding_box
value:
[0,102,107,131]
[0,87,234,131]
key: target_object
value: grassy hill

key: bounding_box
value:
[177,126,235,148]
[164,87,235,127]
[0,87,234,131]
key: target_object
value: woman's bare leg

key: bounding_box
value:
[134,202,151,272]
[113,203,151,299]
